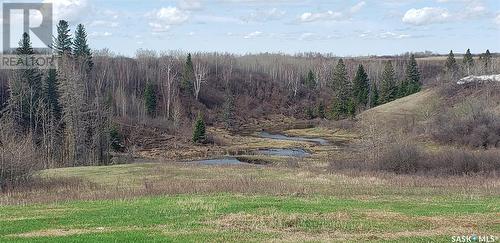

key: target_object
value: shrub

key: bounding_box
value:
[0,132,39,191]
[109,125,125,152]
[372,143,500,176]
[376,144,423,174]
[431,100,500,149]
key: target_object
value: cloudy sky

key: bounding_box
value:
[1,0,499,56]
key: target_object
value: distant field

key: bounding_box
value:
[1,163,498,242]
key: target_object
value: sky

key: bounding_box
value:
[1,0,499,56]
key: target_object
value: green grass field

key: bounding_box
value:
[2,193,499,242]
[1,163,499,242]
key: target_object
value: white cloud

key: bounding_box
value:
[358,30,412,39]
[244,31,263,39]
[350,1,366,14]
[297,32,336,41]
[88,20,119,28]
[298,1,365,23]
[147,7,189,32]
[298,32,315,40]
[495,14,500,25]
[42,0,90,22]
[89,31,112,37]
[461,1,487,18]
[153,7,189,25]
[403,0,489,26]
[378,31,411,39]
[299,11,344,22]
[178,0,203,10]
[402,7,451,25]
[149,22,171,32]
[242,8,286,22]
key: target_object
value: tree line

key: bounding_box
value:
[445,49,493,79]
[1,18,109,189]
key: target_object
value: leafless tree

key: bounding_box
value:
[193,58,209,101]
[159,54,179,119]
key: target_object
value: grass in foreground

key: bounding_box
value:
[1,194,498,242]
[1,162,499,242]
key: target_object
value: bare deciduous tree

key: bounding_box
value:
[193,59,209,101]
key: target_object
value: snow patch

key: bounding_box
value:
[457,74,500,85]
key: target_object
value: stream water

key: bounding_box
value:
[254,148,310,157]
[192,130,327,165]
[258,131,330,145]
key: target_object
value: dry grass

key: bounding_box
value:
[1,162,498,206]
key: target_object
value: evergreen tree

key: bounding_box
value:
[109,124,124,152]
[192,113,206,143]
[8,33,43,133]
[43,69,62,121]
[305,106,315,120]
[398,79,408,99]
[181,53,195,94]
[404,54,421,95]
[463,49,474,75]
[317,102,325,119]
[222,89,235,130]
[352,64,369,108]
[369,82,379,108]
[73,24,93,70]
[144,82,157,117]
[445,50,458,78]
[305,70,316,90]
[379,61,397,104]
[53,20,72,55]
[330,59,354,120]
[482,49,492,74]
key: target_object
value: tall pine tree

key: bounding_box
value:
[379,61,397,105]
[331,59,354,120]
[11,33,43,133]
[463,49,474,75]
[352,64,369,108]
[73,24,93,71]
[482,49,492,74]
[43,69,62,122]
[192,113,206,143]
[445,50,458,78]
[181,53,195,95]
[222,88,235,130]
[305,70,316,90]
[404,54,421,96]
[144,82,157,117]
[53,20,72,55]
[317,102,326,119]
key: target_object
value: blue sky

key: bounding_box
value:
[2,0,499,56]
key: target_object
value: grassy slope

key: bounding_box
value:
[359,88,439,124]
